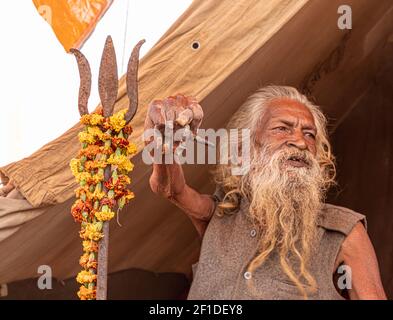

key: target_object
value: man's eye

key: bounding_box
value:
[275,126,288,132]
[305,132,316,139]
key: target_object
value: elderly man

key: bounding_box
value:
[144,86,386,300]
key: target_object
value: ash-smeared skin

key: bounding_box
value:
[144,94,211,238]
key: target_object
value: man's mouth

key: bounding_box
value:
[286,155,310,168]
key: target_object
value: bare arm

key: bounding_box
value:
[336,222,387,300]
[150,162,215,238]
[145,95,215,238]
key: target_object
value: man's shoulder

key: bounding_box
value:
[318,203,367,235]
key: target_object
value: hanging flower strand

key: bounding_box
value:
[70,108,137,300]
[69,36,144,300]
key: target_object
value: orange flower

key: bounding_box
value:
[75,186,89,199]
[100,197,116,208]
[79,145,101,159]
[77,286,96,300]
[71,199,93,222]
[84,160,106,171]
[82,240,98,253]
[79,253,89,268]
[79,253,98,270]
[79,223,103,241]
[76,270,97,284]
[71,200,84,223]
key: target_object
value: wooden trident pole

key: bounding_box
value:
[71,36,145,300]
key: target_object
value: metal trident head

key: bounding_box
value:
[70,36,145,121]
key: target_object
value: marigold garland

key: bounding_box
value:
[70,108,137,300]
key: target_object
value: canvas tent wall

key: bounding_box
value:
[0,0,392,299]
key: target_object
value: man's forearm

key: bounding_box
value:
[149,163,215,236]
[149,163,186,197]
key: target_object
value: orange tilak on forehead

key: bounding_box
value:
[266,98,315,126]
[256,98,317,136]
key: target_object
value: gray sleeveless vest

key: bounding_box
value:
[188,189,366,300]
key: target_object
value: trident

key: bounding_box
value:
[71,36,144,299]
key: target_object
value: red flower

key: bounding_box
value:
[71,199,94,223]
[100,197,116,208]
[104,178,114,190]
[112,137,129,149]
[123,125,133,135]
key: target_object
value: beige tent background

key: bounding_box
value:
[0,0,392,299]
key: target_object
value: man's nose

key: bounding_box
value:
[285,132,307,150]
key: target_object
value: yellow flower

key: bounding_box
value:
[82,240,98,253]
[74,172,91,183]
[76,270,97,284]
[85,160,107,171]
[95,210,115,221]
[119,175,131,184]
[100,132,112,141]
[80,223,103,241]
[107,154,134,172]
[87,126,104,139]
[80,113,104,126]
[80,114,91,125]
[90,114,104,126]
[70,158,81,176]
[78,132,96,144]
[127,143,138,155]
[91,173,104,184]
[125,192,135,201]
[109,109,127,132]
[90,189,106,201]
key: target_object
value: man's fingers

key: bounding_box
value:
[176,109,193,127]
[144,100,164,145]
[188,102,204,135]
[145,95,204,152]
[148,100,165,125]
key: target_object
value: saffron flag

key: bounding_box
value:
[32,0,113,52]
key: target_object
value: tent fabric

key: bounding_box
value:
[0,0,310,283]
[0,0,308,208]
[0,0,392,298]
[330,64,393,298]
